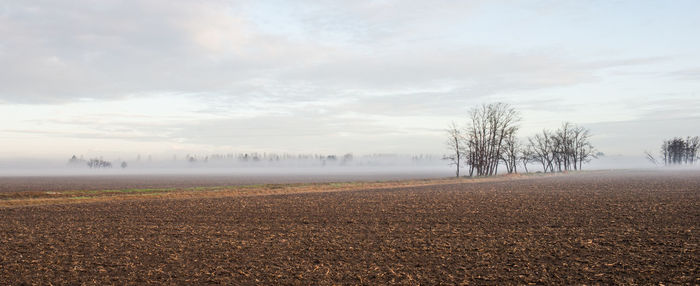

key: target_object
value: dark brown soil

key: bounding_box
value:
[0,171,698,284]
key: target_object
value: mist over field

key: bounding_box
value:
[0,153,687,178]
[1,2,699,284]
[0,154,451,177]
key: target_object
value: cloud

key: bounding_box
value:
[668,67,700,81]
[0,0,656,107]
[1,0,697,159]
[283,47,596,90]
[0,0,327,103]
[630,96,700,120]
[290,1,483,44]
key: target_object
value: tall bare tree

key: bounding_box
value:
[464,103,520,176]
[688,136,700,164]
[577,141,597,170]
[573,126,595,170]
[553,122,573,171]
[444,122,465,177]
[570,125,590,170]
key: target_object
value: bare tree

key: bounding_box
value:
[500,131,520,174]
[528,130,555,173]
[552,122,575,172]
[570,125,591,170]
[535,123,595,172]
[447,105,598,176]
[444,122,465,177]
[686,136,699,164]
[577,141,597,170]
[520,144,535,173]
[655,136,699,166]
[464,103,520,176]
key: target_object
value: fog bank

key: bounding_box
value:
[0,153,694,178]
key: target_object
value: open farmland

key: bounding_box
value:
[0,168,450,193]
[0,171,698,284]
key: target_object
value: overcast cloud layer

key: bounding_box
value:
[1,0,699,160]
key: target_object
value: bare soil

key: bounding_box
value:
[0,170,449,193]
[0,171,698,284]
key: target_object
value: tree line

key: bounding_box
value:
[445,103,597,177]
[646,136,699,166]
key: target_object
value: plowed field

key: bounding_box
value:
[1,171,698,284]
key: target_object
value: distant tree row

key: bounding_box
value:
[69,155,126,169]
[87,158,112,168]
[171,153,438,164]
[445,103,596,177]
[66,153,440,169]
[646,136,699,166]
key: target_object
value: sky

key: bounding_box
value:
[1,0,699,160]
